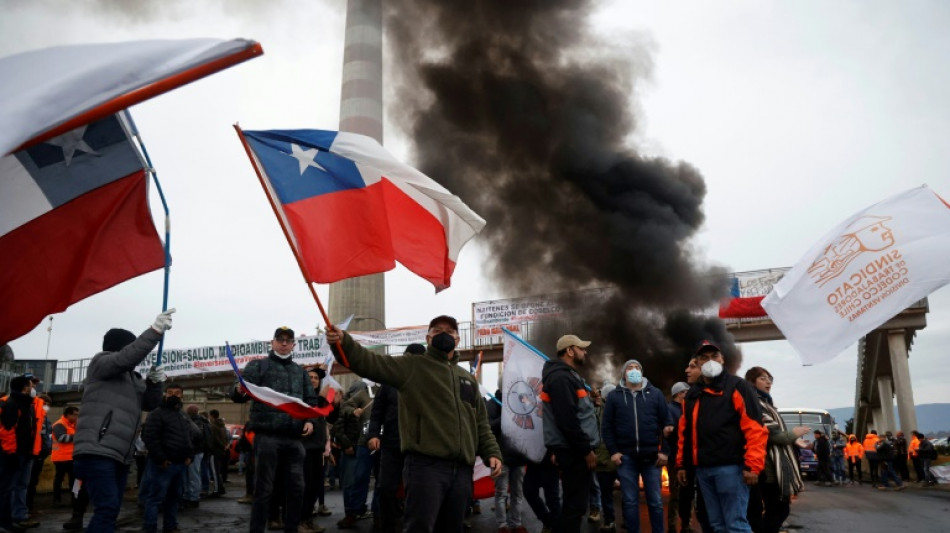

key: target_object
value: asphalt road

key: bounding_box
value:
[21,478,950,532]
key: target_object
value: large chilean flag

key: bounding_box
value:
[237,128,486,291]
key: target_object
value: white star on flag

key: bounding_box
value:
[45,126,98,166]
[289,143,327,175]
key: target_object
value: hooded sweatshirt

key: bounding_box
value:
[601,359,672,458]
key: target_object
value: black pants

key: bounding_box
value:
[214,450,229,493]
[848,459,862,482]
[866,454,879,484]
[377,447,404,533]
[251,434,305,533]
[816,458,832,483]
[893,455,909,480]
[523,459,561,530]
[553,450,590,533]
[747,480,789,533]
[53,461,74,502]
[26,454,48,511]
[912,456,924,481]
[402,453,473,533]
[301,448,324,520]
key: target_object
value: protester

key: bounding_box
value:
[326,315,502,533]
[3,375,46,530]
[368,367,412,533]
[69,309,173,533]
[231,326,321,533]
[892,431,910,481]
[300,367,332,533]
[676,341,767,533]
[25,392,53,517]
[522,451,561,533]
[209,409,230,497]
[908,431,923,482]
[602,359,672,533]
[812,430,833,487]
[593,385,618,533]
[183,404,212,508]
[915,431,937,486]
[0,376,42,532]
[743,366,806,533]
[332,380,376,528]
[875,431,904,491]
[830,430,847,485]
[679,357,712,533]
[862,430,880,486]
[844,434,864,484]
[487,388,529,533]
[537,334,599,533]
[666,382,690,533]
[142,382,200,533]
[51,406,79,505]
[236,423,256,505]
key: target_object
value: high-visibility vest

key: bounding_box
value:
[0,395,44,455]
[51,416,76,462]
[845,441,864,460]
[908,436,920,458]
[862,434,879,453]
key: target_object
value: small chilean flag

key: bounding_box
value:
[236,128,486,291]
[225,343,335,419]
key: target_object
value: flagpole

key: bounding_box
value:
[126,111,171,366]
[233,124,350,366]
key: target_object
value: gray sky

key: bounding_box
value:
[2,0,948,413]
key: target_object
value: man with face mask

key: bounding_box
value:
[539,334,600,533]
[675,341,767,533]
[325,315,502,533]
[231,327,320,533]
[601,360,673,533]
[141,383,200,533]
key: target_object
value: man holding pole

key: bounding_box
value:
[326,315,502,533]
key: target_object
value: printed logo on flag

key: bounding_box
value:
[808,215,895,287]
[505,377,542,430]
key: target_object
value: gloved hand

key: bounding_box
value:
[147,365,166,383]
[152,308,176,333]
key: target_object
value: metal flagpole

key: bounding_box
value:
[232,124,350,366]
[124,111,172,365]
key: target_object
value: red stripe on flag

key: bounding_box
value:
[718,296,768,319]
[380,178,454,290]
[0,171,164,344]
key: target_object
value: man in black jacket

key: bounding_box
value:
[183,404,212,507]
[142,383,199,533]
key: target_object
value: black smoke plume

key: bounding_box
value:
[386,0,736,389]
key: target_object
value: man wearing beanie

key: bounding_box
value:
[601,360,673,533]
[68,309,175,533]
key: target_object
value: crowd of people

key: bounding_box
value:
[0,311,943,533]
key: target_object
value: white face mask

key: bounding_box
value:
[42,405,50,413]
[273,351,292,360]
[701,360,723,379]
[29,388,37,398]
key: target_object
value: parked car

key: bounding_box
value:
[226,424,244,464]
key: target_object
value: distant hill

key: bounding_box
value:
[826,403,950,435]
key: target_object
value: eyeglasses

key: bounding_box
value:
[758,375,774,383]
[274,337,295,344]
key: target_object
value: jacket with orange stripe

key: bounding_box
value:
[675,372,767,474]
[862,433,879,458]
[0,392,43,456]
[51,415,77,462]
[541,359,600,454]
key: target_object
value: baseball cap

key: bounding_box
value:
[695,340,721,356]
[274,326,295,339]
[671,382,689,396]
[428,315,459,332]
[22,373,41,383]
[556,334,592,352]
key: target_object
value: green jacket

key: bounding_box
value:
[333,332,501,467]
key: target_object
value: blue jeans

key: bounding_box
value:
[493,464,525,528]
[184,452,203,501]
[341,445,372,515]
[73,455,130,533]
[0,453,24,529]
[595,470,617,525]
[10,456,33,522]
[143,461,187,532]
[589,470,601,511]
[831,456,846,482]
[616,454,663,533]
[879,462,902,487]
[695,464,751,533]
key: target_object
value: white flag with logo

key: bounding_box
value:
[501,328,548,463]
[762,185,950,365]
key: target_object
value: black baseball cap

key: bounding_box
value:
[274,326,295,339]
[695,340,721,356]
[428,315,458,332]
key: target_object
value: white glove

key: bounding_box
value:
[152,308,176,333]
[147,365,166,383]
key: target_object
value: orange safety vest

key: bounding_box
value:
[51,415,77,462]
[0,395,45,455]
[862,433,879,453]
[245,429,255,447]
[908,436,920,458]
[845,440,864,461]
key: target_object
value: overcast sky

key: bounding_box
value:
[2,0,948,414]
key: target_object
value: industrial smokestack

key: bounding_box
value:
[386,0,736,388]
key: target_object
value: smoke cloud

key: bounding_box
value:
[387,0,736,390]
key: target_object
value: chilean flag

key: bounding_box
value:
[225,343,335,419]
[236,128,486,291]
[718,270,786,319]
[0,113,164,345]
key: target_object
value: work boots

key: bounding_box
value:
[337,514,358,529]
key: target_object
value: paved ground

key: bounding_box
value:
[21,477,950,532]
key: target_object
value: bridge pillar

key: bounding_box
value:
[870,406,884,433]
[875,376,896,433]
[887,329,918,434]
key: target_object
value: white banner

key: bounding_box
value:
[501,329,548,463]
[762,185,950,365]
[474,297,562,339]
[349,326,428,346]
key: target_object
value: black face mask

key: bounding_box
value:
[431,332,456,353]
[163,396,182,410]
